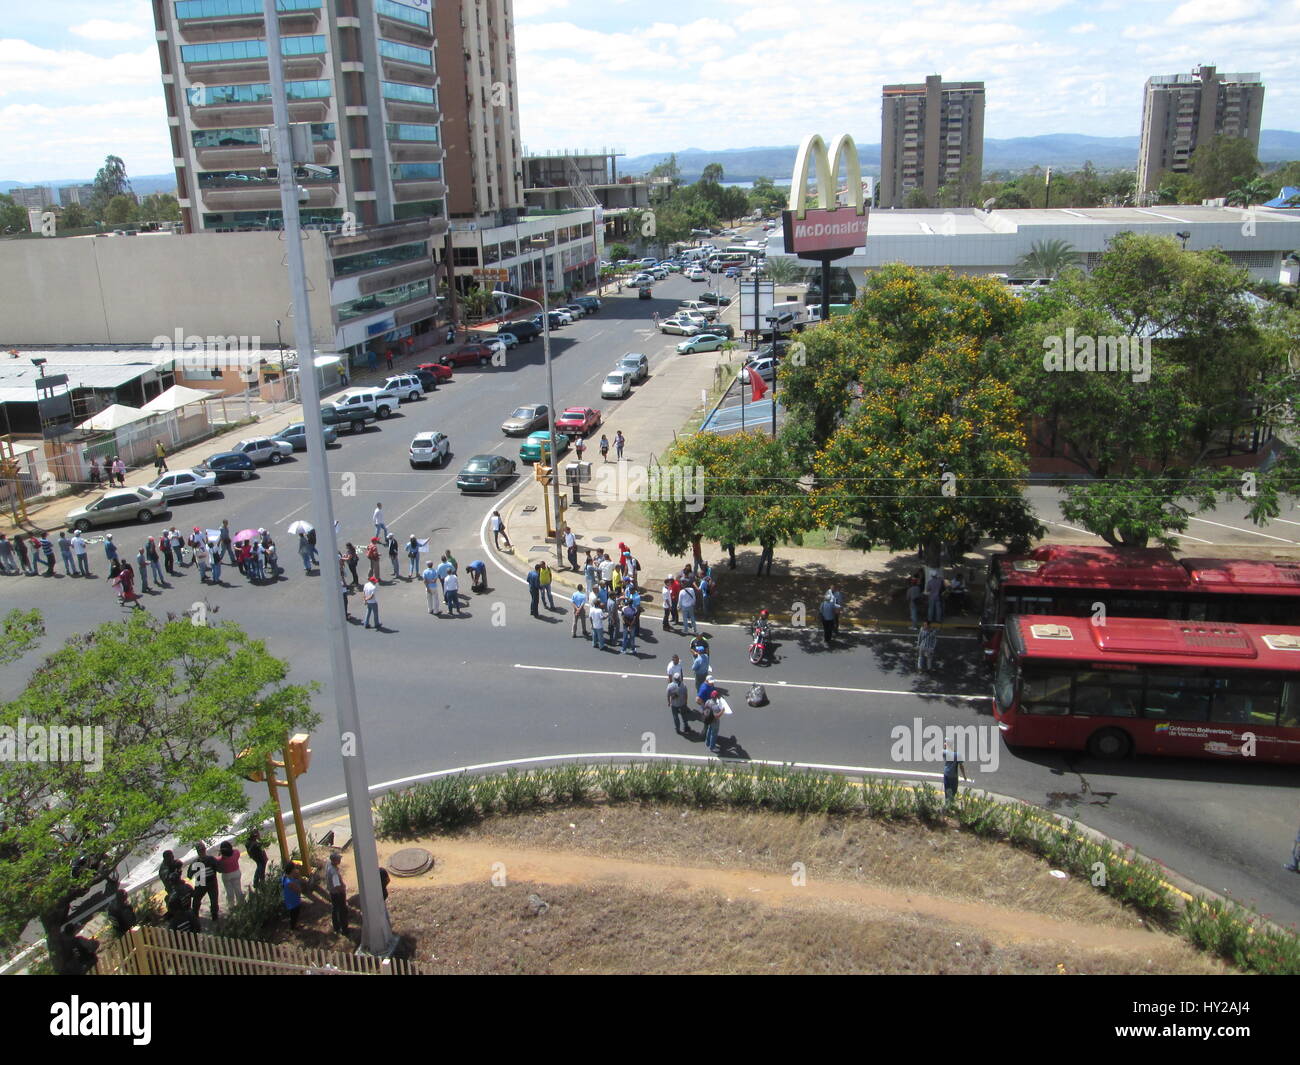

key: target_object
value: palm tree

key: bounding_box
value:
[762,256,804,285]
[1017,239,1080,279]
[1226,177,1272,207]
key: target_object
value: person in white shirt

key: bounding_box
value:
[443,569,461,615]
[422,561,440,614]
[373,503,388,541]
[563,526,578,571]
[490,510,511,549]
[70,532,89,577]
[599,555,615,584]
[588,602,607,650]
[362,578,380,629]
[678,583,698,634]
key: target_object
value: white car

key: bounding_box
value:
[552,308,574,324]
[660,319,700,336]
[495,331,520,348]
[685,267,707,282]
[601,370,633,400]
[146,467,217,503]
[233,436,294,465]
[409,431,451,468]
[380,374,424,403]
[628,273,654,287]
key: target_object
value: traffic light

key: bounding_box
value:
[534,462,553,486]
[286,734,311,778]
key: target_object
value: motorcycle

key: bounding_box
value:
[748,621,771,665]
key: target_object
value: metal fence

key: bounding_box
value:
[96,924,427,976]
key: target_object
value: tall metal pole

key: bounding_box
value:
[262,0,393,955]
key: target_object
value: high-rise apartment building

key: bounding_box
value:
[1136,66,1265,197]
[880,75,985,209]
[433,0,524,221]
[9,186,55,210]
[151,0,448,235]
[58,184,97,208]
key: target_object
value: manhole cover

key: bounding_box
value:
[529,545,552,553]
[388,847,434,877]
[592,536,613,543]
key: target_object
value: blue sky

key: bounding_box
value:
[1,0,1297,181]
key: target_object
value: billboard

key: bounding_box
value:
[782,133,868,257]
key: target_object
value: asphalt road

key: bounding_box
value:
[4,231,1300,928]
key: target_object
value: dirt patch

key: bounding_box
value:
[281,806,1222,974]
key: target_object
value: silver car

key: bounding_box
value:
[233,436,294,465]
[66,487,170,533]
[146,467,217,503]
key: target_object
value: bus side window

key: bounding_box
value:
[1280,683,1300,729]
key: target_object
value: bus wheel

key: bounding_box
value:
[1087,728,1132,760]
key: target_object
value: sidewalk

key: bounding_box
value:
[494,289,1093,634]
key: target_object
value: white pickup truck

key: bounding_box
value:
[333,387,399,421]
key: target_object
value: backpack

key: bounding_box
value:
[746,683,768,707]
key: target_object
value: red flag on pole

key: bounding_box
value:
[746,364,768,402]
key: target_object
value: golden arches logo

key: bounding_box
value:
[788,133,865,219]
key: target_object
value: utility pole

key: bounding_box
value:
[262,0,393,956]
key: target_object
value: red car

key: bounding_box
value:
[555,407,602,436]
[416,362,455,382]
[438,342,497,367]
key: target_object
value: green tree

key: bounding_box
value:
[747,176,788,215]
[137,192,181,222]
[0,612,318,973]
[904,188,931,209]
[0,194,28,234]
[1017,239,1080,279]
[1103,170,1136,207]
[700,163,724,185]
[608,243,630,262]
[782,266,1040,566]
[90,154,131,218]
[1189,135,1260,200]
[1153,170,1198,204]
[1011,233,1291,547]
[762,256,804,285]
[719,185,749,222]
[462,285,492,318]
[60,202,90,229]
[993,188,1031,210]
[1225,176,1272,207]
[103,194,136,226]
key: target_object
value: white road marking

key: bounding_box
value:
[513,662,987,701]
[390,478,457,528]
[1187,515,1299,544]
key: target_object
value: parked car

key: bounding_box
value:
[552,308,574,325]
[409,431,451,468]
[617,353,649,383]
[678,300,720,320]
[333,387,399,419]
[573,296,601,313]
[660,318,700,336]
[274,421,338,452]
[564,303,588,319]
[678,334,728,354]
[198,452,257,483]
[555,406,602,436]
[233,436,294,465]
[412,368,443,393]
[501,403,550,436]
[439,342,499,368]
[415,361,455,383]
[66,487,170,533]
[601,370,633,399]
[456,454,518,492]
[501,319,541,342]
[320,404,369,434]
[494,331,520,348]
[146,467,218,503]
[380,374,424,403]
[685,267,707,281]
[699,291,732,306]
[724,267,740,278]
[519,430,571,464]
[741,356,779,382]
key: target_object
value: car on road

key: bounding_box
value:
[708,322,736,339]
[440,342,499,367]
[493,331,520,349]
[564,303,589,319]
[233,436,294,465]
[274,421,338,451]
[573,296,601,313]
[552,308,574,325]
[320,403,369,434]
[412,368,444,393]
[146,467,218,504]
[741,356,778,382]
[519,430,571,464]
[677,333,728,354]
[66,486,170,533]
[415,361,455,384]
[617,353,649,383]
[628,273,654,287]
[333,387,399,420]
[699,291,731,306]
[456,454,518,492]
[678,300,720,321]
[199,452,258,483]
[380,374,424,402]
[555,406,602,435]
[660,318,701,336]
[601,370,633,399]
[409,431,451,468]
[724,267,740,278]
[500,319,541,342]
[501,403,550,436]
[685,267,707,281]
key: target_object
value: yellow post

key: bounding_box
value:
[282,734,313,875]
[263,753,291,869]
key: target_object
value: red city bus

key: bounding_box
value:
[992,614,1300,762]
[979,545,1300,665]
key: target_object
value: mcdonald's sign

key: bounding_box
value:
[782,133,869,257]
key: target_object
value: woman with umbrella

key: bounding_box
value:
[288,520,314,573]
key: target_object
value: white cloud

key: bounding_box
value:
[0,39,161,97]
[513,0,571,17]
[1167,0,1265,24]
[68,19,148,41]
[1069,22,1099,33]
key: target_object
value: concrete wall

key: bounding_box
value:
[0,231,335,348]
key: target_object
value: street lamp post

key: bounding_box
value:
[494,259,565,570]
[262,0,393,956]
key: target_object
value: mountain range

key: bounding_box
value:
[616,130,1300,182]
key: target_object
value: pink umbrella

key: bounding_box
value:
[233,528,259,543]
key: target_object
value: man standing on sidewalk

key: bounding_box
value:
[71,531,89,577]
[422,559,441,614]
[614,430,626,460]
[490,510,512,550]
[362,577,380,629]
[325,852,349,936]
[443,568,461,615]
[154,440,169,474]
[526,563,541,617]
[570,586,588,638]
[563,526,578,571]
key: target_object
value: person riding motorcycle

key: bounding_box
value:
[751,609,771,639]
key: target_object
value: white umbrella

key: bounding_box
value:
[287,520,313,536]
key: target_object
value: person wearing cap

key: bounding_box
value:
[365,538,381,583]
[159,528,175,576]
[325,852,349,935]
[70,530,89,577]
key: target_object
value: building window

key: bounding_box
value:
[336,280,431,321]
[392,199,444,220]
[174,0,319,17]
[192,123,335,148]
[379,40,433,66]
[382,82,438,105]
[190,79,330,105]
[333,241,429,277]
[376,0,430,28]
[389,163,443,182]
[452,247,480,267]
[385,122,440,142]
[180,36,325,63]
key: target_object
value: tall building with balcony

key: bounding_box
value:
[58,184,97,208]
[9,186,55,210]
[1136,66,1265,197]
[880,75,985,209]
